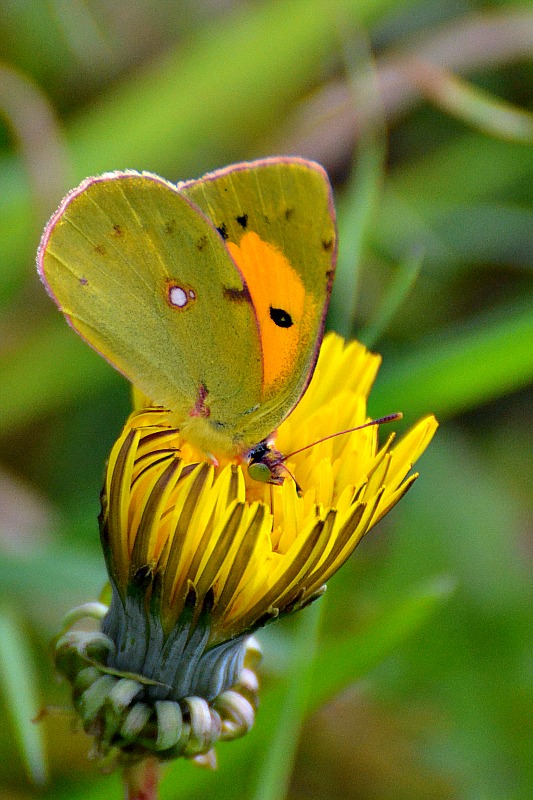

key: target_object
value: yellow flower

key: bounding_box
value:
[54,333,437,765]
[106,332,436,637]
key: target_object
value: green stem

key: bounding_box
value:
[123,758,160,800]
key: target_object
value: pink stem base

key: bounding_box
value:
[123,758,160,800]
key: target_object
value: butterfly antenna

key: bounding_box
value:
[283,413,403,461]
[278,462,303,496]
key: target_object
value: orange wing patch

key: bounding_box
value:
[226,231,315,397]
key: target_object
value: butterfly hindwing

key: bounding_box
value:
[38,172,264,450]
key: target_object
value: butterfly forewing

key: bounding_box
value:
[180,158,337,443]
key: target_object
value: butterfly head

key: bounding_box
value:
[246,439,303,496]
[246,440,285,486]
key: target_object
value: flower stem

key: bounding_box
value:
[123,758,160,800]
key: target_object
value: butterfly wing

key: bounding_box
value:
[180,157,337,445]
[37,171,264,454]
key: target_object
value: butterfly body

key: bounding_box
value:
[37,158,337,470]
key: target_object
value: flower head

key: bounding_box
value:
[54,333,437,766]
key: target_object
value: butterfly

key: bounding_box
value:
[37,158,337,483]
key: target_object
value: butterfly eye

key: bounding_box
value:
[247,461,272,483]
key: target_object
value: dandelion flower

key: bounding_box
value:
[54,332,437,767]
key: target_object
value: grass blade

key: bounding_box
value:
[359,247,423,347]
[0,607,47,785]
[332,137,386,336]
[310,576,453,712]
[251,601,324,800]
[371,299,533,421]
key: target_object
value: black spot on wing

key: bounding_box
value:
[322,237,334,252]
[94,244,106,255]
[284,207,295,221]
[197,235,208,251]
[216,223,229,240]
[270,306,293,328]
[113,224,124,237]
[236,213,248,229]
[164,219,177,235]
[79,277,88,286]
[223,285,252,303]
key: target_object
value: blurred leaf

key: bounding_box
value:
[0,63,71,217]
[426,203,533,270]
[0,1,78,89]
[379,427,532,609]
[251,601,324,800]
[0,607,47,785]
[411,60,533,144]
[372,299,533,422]
[68,0,411,176]
[388,131,533,205]
[329,22,386,337]
[0,0,421,304]
[369,427,533,797]
[332,136,386,336]
[376,196,533,270]
[50,773,122,800]
[374,130,533,265]
[308,575,453,712]
[0,544,105,618]
[358,247,422,347]
[0,316,118,434]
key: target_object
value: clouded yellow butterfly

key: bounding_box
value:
[37,157,337,482]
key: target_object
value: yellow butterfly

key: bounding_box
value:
[37,158,337,483]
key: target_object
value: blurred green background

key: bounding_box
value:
[0,0,532,798]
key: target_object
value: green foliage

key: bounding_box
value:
[0,608,47,785]
[0,0,531,798]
